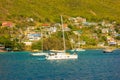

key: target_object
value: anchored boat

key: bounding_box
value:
[103,47,115,53]
[46,52,78,60]
[46,16,78,60]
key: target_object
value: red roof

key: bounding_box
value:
[63,24,68,28]
[42,24,50,27]
[2,22,14,27]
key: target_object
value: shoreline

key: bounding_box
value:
[0,47,120,53]
[0,49,7,52]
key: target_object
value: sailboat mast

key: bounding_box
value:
[61,15,66,52]
[41,27,43,52]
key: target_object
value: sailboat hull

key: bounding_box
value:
[46,52,78,60]
[31,52,48,56]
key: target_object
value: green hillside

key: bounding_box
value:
[0,0,120,22]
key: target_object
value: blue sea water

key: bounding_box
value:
[0,49,120,80]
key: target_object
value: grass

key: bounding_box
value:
[0,0,120,23]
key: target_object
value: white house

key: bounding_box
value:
[102,28,109,33]
[24,42,32,46]
[27,33,41,41]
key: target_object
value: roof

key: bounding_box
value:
[42,24,50,27]
[28,33,41,37]
[2,21,14,27]
[77,30,82,34]
[109,41,117,45]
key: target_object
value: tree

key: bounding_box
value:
[116,36,120,40]
[31,41,42,50]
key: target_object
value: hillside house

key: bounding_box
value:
[73,22,80,26]
[78,26,83,29]
[54,23,61,27]
[73,30,82,35]
[117,41,120,46]
[69,17,86,23]
[49,27,57,32]
[24,42,32,46]
[92,33,98,39]
[53,23,61,31]
[107,36,116,41]
[42,23,50,27]
[0,44,5,50]
[108,41,117,45]
[97,42,105,47]
[0,44,6,52]
[27,33,41,41]
[42,23,51,31]
[95,26,101,30]
[27,18,34,22]
[62,24,71,31]
[82,22,97,26]
[115,34,120,37]
[69,17,76,22]
[102,28,109,33]
[79,41,86,45]
[2,21,15,27]
[101,21,113,27]
[41,24,58,36]
[106,36,116,45]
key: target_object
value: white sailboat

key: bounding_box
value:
[31,28,48,56]
[46,16,78,60]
